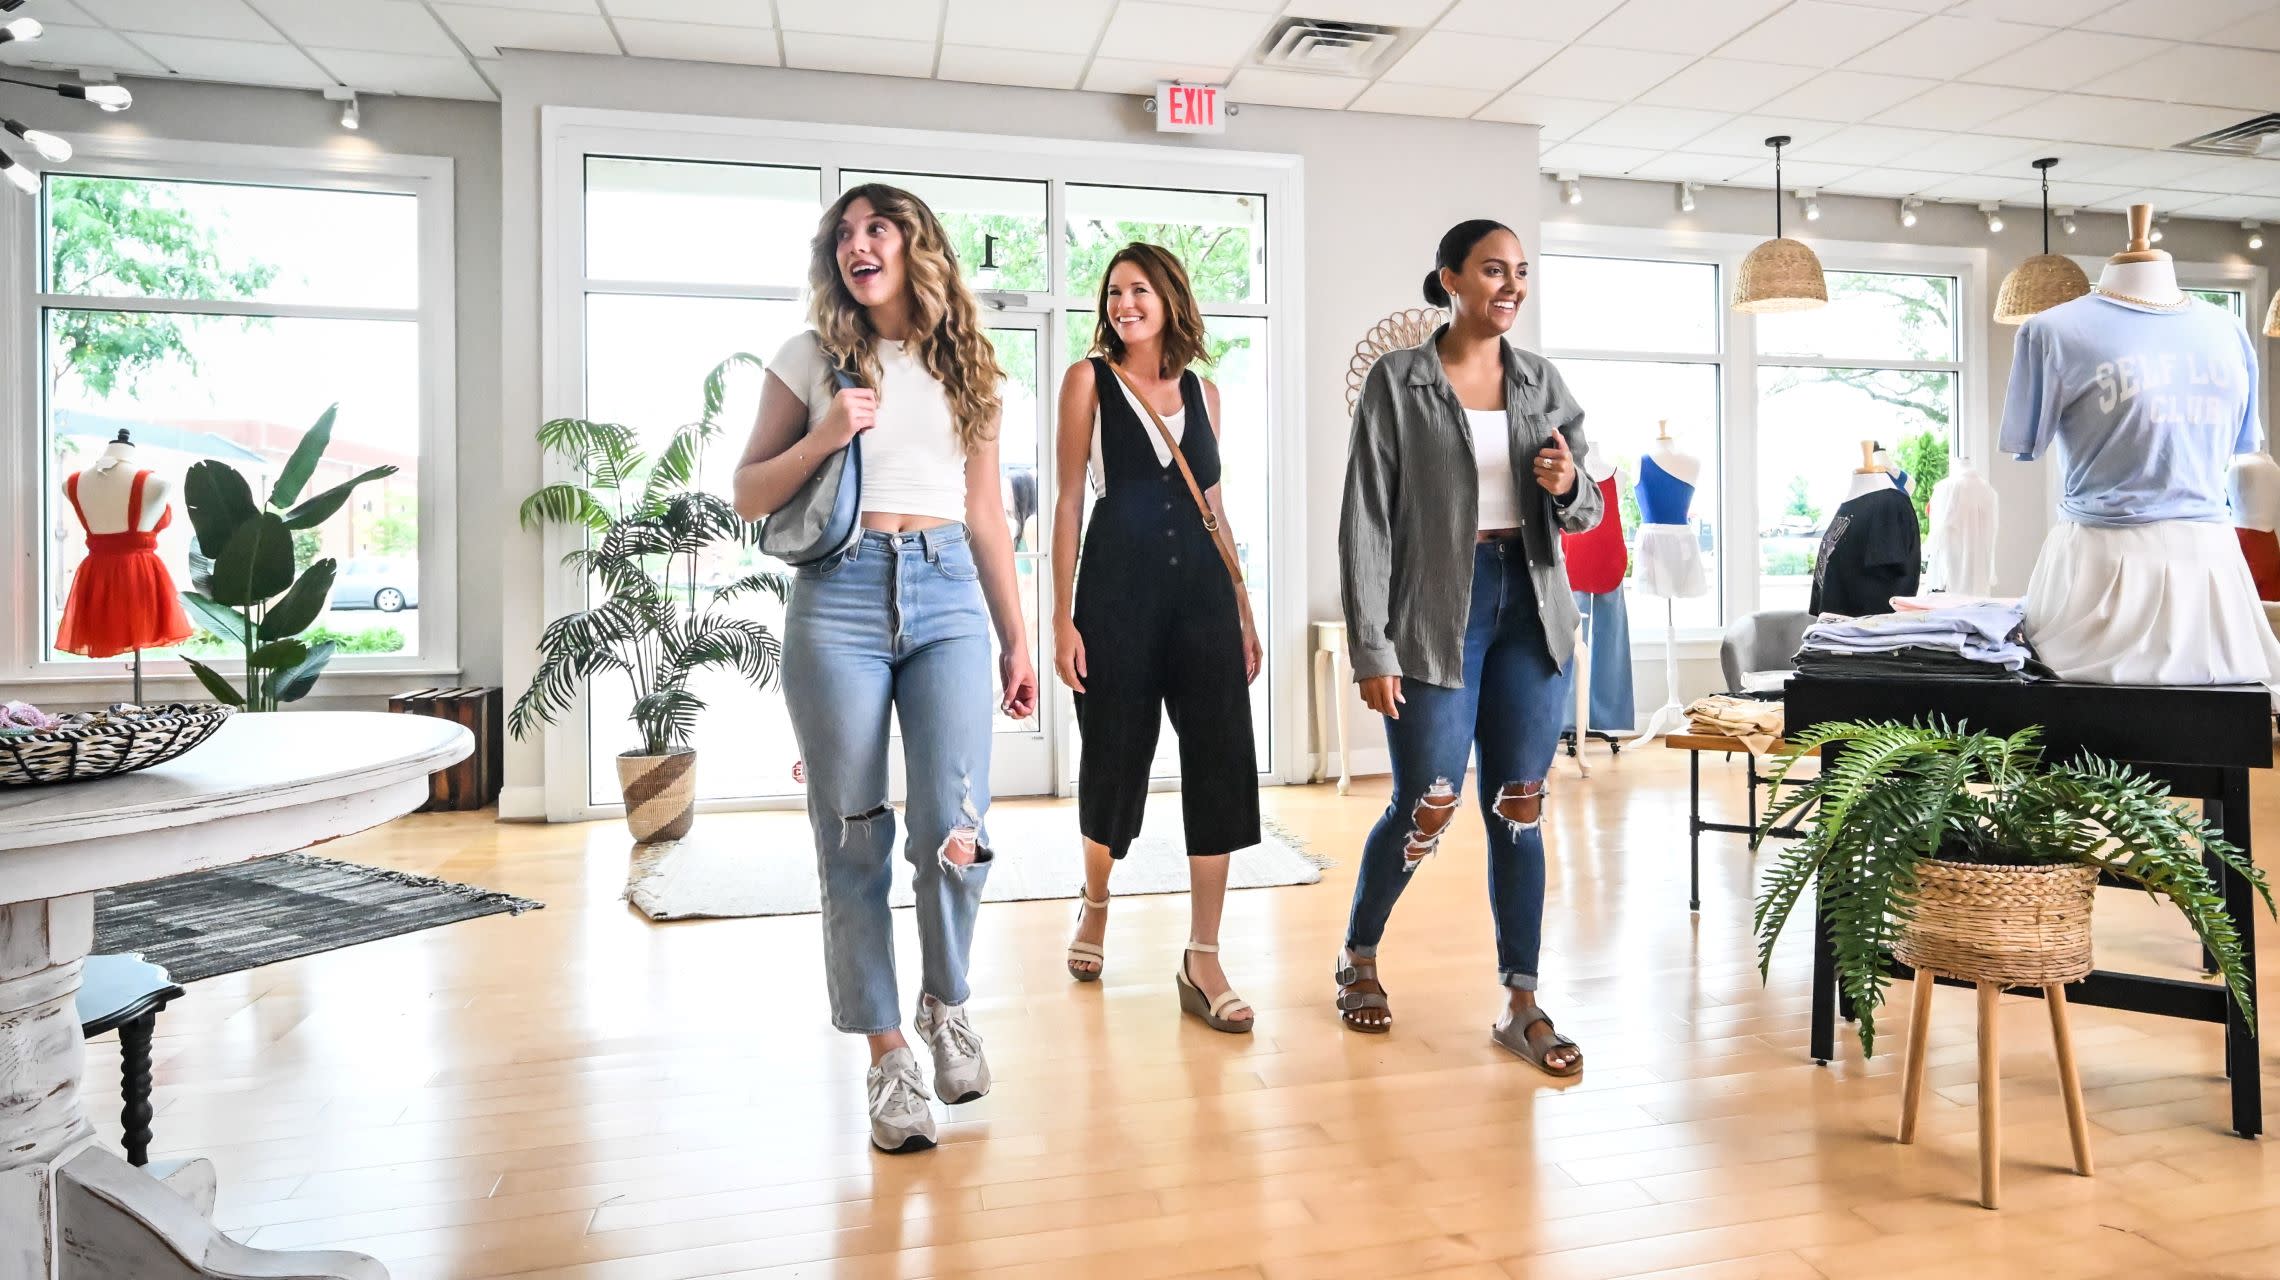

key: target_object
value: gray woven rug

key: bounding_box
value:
[93,853,542,984]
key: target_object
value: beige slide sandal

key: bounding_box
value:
[1066,890,1107,982]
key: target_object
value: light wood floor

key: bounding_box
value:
[85,748,2280,1279]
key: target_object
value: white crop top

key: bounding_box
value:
[1088,372,1186,496]
[768,330,969,523]
[1468,407,1522,531]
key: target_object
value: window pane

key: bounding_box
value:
[585,157,818,287]
[1756,271,1956,362]
[1540,255,1719,354]
[845,170,1048,293]
[1546,358,1722,634]
[582,293,807,805]
[1066,184,1264,304]
[44,310,423,661]
[45,174,418,309]
[1757,366,1954,615]
[2190,288,2246,321]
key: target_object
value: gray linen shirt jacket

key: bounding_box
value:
[1339,330,1605,688]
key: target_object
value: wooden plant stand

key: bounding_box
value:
[1895,970,2094,1210]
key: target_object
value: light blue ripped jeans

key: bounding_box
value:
[783,525,995,1035]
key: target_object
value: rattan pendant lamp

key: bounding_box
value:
[1994,157,2090,324]
[1733,135,1827,313]
[2263,290,2280,338]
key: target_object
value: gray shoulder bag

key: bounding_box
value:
[759,363,864,567]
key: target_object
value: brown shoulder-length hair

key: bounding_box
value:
[1091,242,1208,379]
[807,183,1003,453]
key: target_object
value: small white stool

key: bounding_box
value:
[1311,620,1352,795]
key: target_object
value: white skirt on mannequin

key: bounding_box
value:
[1634,524,1707,599]
[2023,520,2280,689]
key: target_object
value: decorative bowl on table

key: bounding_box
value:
[0,702,236,787]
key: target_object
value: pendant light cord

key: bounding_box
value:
[1773,142,1784,240]
[2040,164,2050,256]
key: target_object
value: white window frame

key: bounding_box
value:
[1543,223,1987,654]
[538,106,1307,821]
[1,137,460,697]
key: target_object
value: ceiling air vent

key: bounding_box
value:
[2174,113,2280,158]
[1255,18,1407,76]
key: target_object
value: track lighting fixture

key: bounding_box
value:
[1898,197,1920,229]
[2248,221,2264,251]
[1980,203,2003,234]
[1799,188,1820,222]
[0,68,134,198]
[1677,181,1697,213]
[1557,172,1581,206]
[0,146,34,195]
[341,93,359,130]
[2057,207,2077,236]
[1,118,66,161]
[0,16,40,44]
[2150,216,2165,244]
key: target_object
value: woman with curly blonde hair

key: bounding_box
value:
[733,183,1038,1154]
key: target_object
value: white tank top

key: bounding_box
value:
[1468,407,1522,531]
[1089,371,1186,496]
[767,330,968,522]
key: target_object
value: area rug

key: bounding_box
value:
[626,802,1329,922]
[93,853,543,984]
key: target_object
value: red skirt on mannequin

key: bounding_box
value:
[56,470,194,659]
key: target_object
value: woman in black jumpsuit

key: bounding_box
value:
[1050,243,1262,1033]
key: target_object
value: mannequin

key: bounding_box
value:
[1810,441,1920,617]
[1633,420,1708,739]
[1926,461,1999,596]
[72,432,174,533]
[1844,442,1895,502]
[2002,202,2280,689]
[56,429,193,698]
[2229,450,2280,603]
[1562,442,1633,767]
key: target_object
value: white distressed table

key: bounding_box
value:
[0,711,471,1280]
[1310,620,1352,795]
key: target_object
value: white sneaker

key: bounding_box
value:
[865,1047,936,1154]
[914,994,992,1105]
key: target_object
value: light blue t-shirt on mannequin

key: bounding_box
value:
[2000,293,2260,527]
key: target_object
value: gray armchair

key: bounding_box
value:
[1720,610,1814,697]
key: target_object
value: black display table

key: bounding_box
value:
[1785,675,2270,1138]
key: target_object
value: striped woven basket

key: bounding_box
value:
[0,702,235,787]
[1894,860,2098,987]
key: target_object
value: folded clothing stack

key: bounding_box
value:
[1795,600,2054,682]
[1685,694,1784,755]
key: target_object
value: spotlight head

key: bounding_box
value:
[1,118,68,161]
[2056,207,2077,236]
[342,95,359,130]
[0,17,41,43]
[2248,220,2264,251]
[1799,188,1820,222]
[0,146,35,195]
[2151,216,2165,244]
[60,82,133,111]
[1980,202,2003,234]
[1677,181,1697,213]
[1899,197,1919,229]
[1556,172,1582,206]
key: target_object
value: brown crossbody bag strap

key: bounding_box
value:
[1107,361,1246,588]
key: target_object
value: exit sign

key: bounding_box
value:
[1155,82,1225,134]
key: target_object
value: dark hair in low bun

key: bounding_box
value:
[1423,218,1512,307]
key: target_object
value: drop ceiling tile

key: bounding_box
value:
[1945,0,2120,22]
[1539,141,1665,175]
[77,0,280,41]
[1381,30,1560,90]
[1439,0,1626,43]
[1512,45,1691,100]
[2183,157,2280,196]
[1474,91,1620,138]
[1841,17,2047,77]
[775,0,939,36]
[1637,58,1816,112]
[1688,113,1843,156]
[1988,94,2245,149]
[2065,150,2250,189]
[1580,0,1787,55]
[2209,8,2280,50]
[0,23,167,72]
[434,5,618,57]
[1569,104,1730,150]
[1915,174,2036,202]
[1225,67,1369,109]
[781,30,932,76]
[603,0,776,21]
[1095,2,1274,66]
[2163,193,2280,218]
[1826,166,1965,197]
[24,0,94,19]
[1958,29,2173,91]
[247,0,460,56]
[1889,133,2056,173]
[936,44,1084,89]
[1348,81,1497,117]
[1792,124,1955,166]
[1081,56,1233,95]
[442,0,596,10]
[1293,0,1457,22]
[1825,0,1949,11]
[1622,152,1760,182]
[2081,44,2280,111]
[1715,2,1925,67]
[312,48,497,98]
[130,33,331,86]
[2041,180,2136,206]
[943,0,1107,56]
[615,18,782,66]
[1756,70,1941,122]
[2080,0,2272,38]
[1721,158,1865,188]
[1873,83,2050,132]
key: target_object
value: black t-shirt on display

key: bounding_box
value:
[1809,486,1920,617]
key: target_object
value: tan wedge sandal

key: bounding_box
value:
[1066,890,1107,982]
[1175,942,1254,1034]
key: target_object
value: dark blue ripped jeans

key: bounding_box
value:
[1345,539,1574,990]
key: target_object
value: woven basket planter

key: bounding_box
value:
[617,749,696,844]
[1895,859,2098,986]
[0,703,234,787]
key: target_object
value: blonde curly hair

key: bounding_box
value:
[808,183,1004,454]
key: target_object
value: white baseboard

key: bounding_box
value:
[1313,747,1391,783]
[497,785,547,822]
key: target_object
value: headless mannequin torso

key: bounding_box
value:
[1648,435,1701,490]
[1844,441,1893,502]
[2097,205,2183,306]
[70,438,173,532]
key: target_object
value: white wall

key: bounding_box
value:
[492,50,1545,810]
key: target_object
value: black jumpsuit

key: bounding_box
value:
[1072,357,1262,859]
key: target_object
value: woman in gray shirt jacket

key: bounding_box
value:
[1335,218,1604,1076]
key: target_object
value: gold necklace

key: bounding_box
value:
[2094,285,2192,311]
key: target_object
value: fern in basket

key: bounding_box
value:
[1754,718,2272,1057]
[509,354,786,757]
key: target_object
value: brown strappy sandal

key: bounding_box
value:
[1334,952,1392,1033]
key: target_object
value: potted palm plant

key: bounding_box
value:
[1755,718,2270,1057]
[510,354,785,842]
